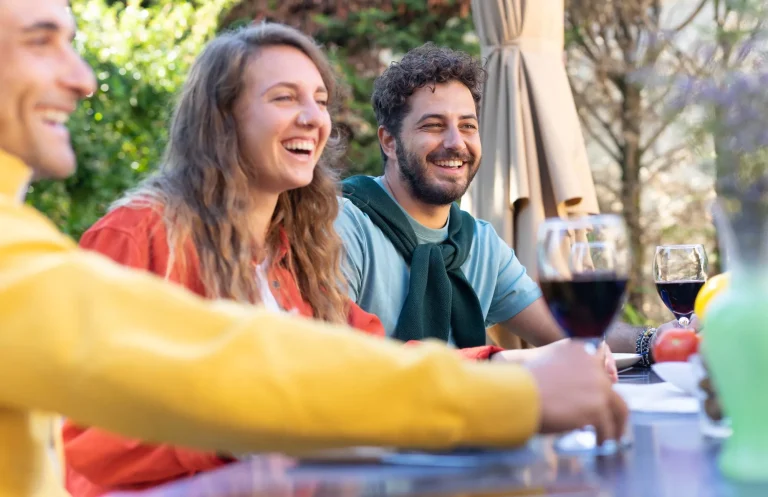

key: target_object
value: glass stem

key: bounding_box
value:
[582,338,603,355]
[678,316,690,328]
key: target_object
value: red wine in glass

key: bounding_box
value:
[541,275,628,341]
[537,215,631,455]
[653,244,708,327]
[655,280,705,322]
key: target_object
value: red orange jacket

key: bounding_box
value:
[63,205,502,496]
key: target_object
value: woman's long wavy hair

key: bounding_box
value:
[114,23,348,324]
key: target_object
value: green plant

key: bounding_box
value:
[28,0,235,238]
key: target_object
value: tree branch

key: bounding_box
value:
[641,44,711,121]
[665,42,711,76]
[594,182,620,204]
[670,0,708,33]
[579,116,623,164]
[573,28,601,63]
[571,82,623,150]
[599,23,615,62]
[582,21,613,63]
[644,83,676,117]
[727,17,766,67]
[645,144,690,183]
[565,7,603,62]
[617,14,636,66]
[640,107,685,154]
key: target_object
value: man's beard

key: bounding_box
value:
[395,137,479,206]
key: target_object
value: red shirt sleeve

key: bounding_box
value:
[79,224,148,270]
[404,340,504,361]
[454,345,505,361]
[63,215,229,496]
[345,300,386,336]
[63,421,227,491]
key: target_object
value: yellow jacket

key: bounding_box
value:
[0,148,539,496]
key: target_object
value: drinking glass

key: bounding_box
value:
[538,215,631,453]
[653,244,708,327]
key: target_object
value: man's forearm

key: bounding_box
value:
[494,299,566,348]
[608,317,700,360]
[605,321,645,354]
[493,297,649,355]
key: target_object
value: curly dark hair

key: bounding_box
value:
[371,43,486,163]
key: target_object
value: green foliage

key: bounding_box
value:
[27,0,234,238]
[324,46,382,178]
[622,302,652,327]
[30,0,477,238]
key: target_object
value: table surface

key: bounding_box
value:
[112,368,767,497]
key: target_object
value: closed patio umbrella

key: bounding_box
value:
[464,0,599,348]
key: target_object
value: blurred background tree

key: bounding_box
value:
[29,0,475,240]
[563,0,767,323]
[564,0,712,316]
[29,0,766,323]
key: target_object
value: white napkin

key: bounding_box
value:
[614,382,699,413]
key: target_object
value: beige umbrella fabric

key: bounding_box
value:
[463,0,599,348]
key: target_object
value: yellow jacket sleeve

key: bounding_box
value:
[0,200,540,453]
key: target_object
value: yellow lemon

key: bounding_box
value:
[695,272,731,321]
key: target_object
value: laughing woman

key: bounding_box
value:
[60,23,384,496]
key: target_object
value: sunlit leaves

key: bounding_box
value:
[28,0,235,237]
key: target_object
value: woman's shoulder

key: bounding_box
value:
[85,200,166,240]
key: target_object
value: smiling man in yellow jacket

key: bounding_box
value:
[0,0,627,495]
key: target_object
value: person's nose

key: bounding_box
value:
[61,47,97,100]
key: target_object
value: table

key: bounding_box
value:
[112,368,768,497]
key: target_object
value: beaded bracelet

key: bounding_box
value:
[635,327,657,367]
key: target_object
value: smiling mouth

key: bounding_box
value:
[282,139,315,158]
[431,159,466,169]
[41,109,70,127]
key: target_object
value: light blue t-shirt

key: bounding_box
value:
[335,176,542,340]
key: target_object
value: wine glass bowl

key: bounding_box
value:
[653,244,708,327]
[538,216,630,349]
[537,215,631,454]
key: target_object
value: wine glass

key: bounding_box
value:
[537,214,630,453]
[653,244,708,328]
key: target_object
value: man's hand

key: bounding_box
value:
[525,341,629,445]
[599,342,619,383]
[657,315,701,334]
[653,315,701,350]
[492,339,618,383]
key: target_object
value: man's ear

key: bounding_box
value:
[378,126,398,163]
